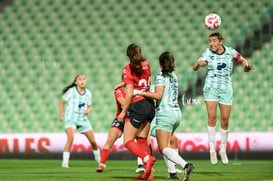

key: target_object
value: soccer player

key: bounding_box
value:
[135,84,183,179]
[193,32,254,165]
[59,74,100,168]
[135,52,194,181]
[96,78,126,172]
[117,43,156,180]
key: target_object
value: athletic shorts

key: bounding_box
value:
[126,99,155,129]
[111,118,124,133]
[65,119,92,133]
[203,86,233,105]
[153,110,181,134]
[150,118,156,137]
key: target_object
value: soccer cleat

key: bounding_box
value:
[135,164,145,173]
[61,163,69,168]
[133,173,154,180]
[132,174,145,180]
[168,172,179,179]
[96,164,105,173]
[147,173,154,180]
[143,156,156,179]
[183,163,194,181]
[219,151,229,164]
[210,151,218,165]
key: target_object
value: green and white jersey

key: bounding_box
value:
[155,71,180,112]
[198,46,241,89]
[63,86,92,122]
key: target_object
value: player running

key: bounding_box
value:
[193,32,254,165]
[59,74,100,168]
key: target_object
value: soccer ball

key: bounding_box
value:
[204,13,221,30]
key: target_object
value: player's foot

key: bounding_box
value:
[147,173,154,180]
[132,173,154,180]
[210,151,218,165]
[96,164,105,172]
[168,172,179,179]
[143,156,156,179]
[61,163,69,168]
[135,164,145,173]
[183,163,194,181]
[219,151,229,164]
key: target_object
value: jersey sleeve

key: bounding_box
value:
[198,49,210,63]
[123,66,133,85]
[62,88,72,101]
[155,73,165,86]
[115,88,124,99]
[87,90,92,106]
[230,48,241,61]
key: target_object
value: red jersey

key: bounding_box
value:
[122,60,151,103]
[114,87,126,118]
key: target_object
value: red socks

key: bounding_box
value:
[125,140,148,159]
[136,138,151,155]
[100,149,110,164]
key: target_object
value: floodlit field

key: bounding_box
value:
[0,159,273,181]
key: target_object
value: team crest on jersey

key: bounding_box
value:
[226,53,232,59]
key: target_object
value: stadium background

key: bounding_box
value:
[0,0,272,158]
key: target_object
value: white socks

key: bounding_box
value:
[62,152,70,165]
[220,128,229,152]
[163,148,177,173]
[162,147,187,169]
[207,126,229,152]
[93,149,101,164]
[137,157,143,165]
[207,126,216,152]
[62,150,101,165]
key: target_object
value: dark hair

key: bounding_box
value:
[209,32,224,41]
[159,51,175,76]
[62,74,81,94]
[127,43,145,74]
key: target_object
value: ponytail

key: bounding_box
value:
[127,43,145,74]
[62,74,81,94]
[159,51,175,76]
[62,82,76,94]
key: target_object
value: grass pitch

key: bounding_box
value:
[0,159,272,181]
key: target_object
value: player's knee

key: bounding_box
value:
[170,135,178,145]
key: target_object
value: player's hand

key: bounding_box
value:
[59,115,64,122]
[84,109,89,115]
[244,65,254,72]
[198,61,207,67]
[117,112,125,123]
[133,89,143,96]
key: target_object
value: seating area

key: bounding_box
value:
[0,0,272,133]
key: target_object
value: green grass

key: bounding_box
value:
[0,159,273,181]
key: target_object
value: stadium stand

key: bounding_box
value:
[0,0,272,133]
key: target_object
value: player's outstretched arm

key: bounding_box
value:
[193,60,207,71]
[238,57,254,72]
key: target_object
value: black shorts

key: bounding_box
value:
[127,99,155,129]
[111,118,124,133]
